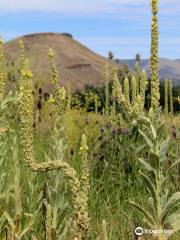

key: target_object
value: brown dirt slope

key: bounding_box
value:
[3,32,108,91]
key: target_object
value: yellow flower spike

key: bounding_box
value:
[152,0,158,15]
[59,87,66,100]
[140,69,147,108]
[48,48,66,120]
[104,63,110,115]
[112,66,132,116]
[18,40,26,77]
[19,50,91,240]
[80,134,89,152]
[164,78,168,115]
[123,77,130,103]
[75,134,90,239]
[19,39,24,50]
[44,200,53,240]
[169,79,173,114]
[131,76,137,106]
[150,0,160,111]
[22,70,33,79]
[47,95,56,105]
[48,48,55,59]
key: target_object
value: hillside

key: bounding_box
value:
[3,32,180,92]
[117,58,180,85]
[3,32,108,91]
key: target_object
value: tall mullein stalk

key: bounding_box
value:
[104,63,110,115]
[164,78,168,116]
[123,77,130,103]
[76,134,90,239]
[44,200,53,240]
[131,76,137,106]
[140,69,147,109]
[112,67,132,115]
[19,62,81,239]
[150,0,160,111]
[169,79,173,115]
[18,40,26,78]
[48,49,66,121]
[19,55,90,239]
[111,84,116,116]
[134,54,140,95]
[67,81,71,110]
[94,94,98,114]
[0,36,4,102]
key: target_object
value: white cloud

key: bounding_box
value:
[0,0,179,16]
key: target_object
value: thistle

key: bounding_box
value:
[164,78,168,115]
[0,36,4,102]
[150,0,160,110]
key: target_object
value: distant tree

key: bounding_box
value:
[108,51,114,60]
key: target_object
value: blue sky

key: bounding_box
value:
[0,0,179,59]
